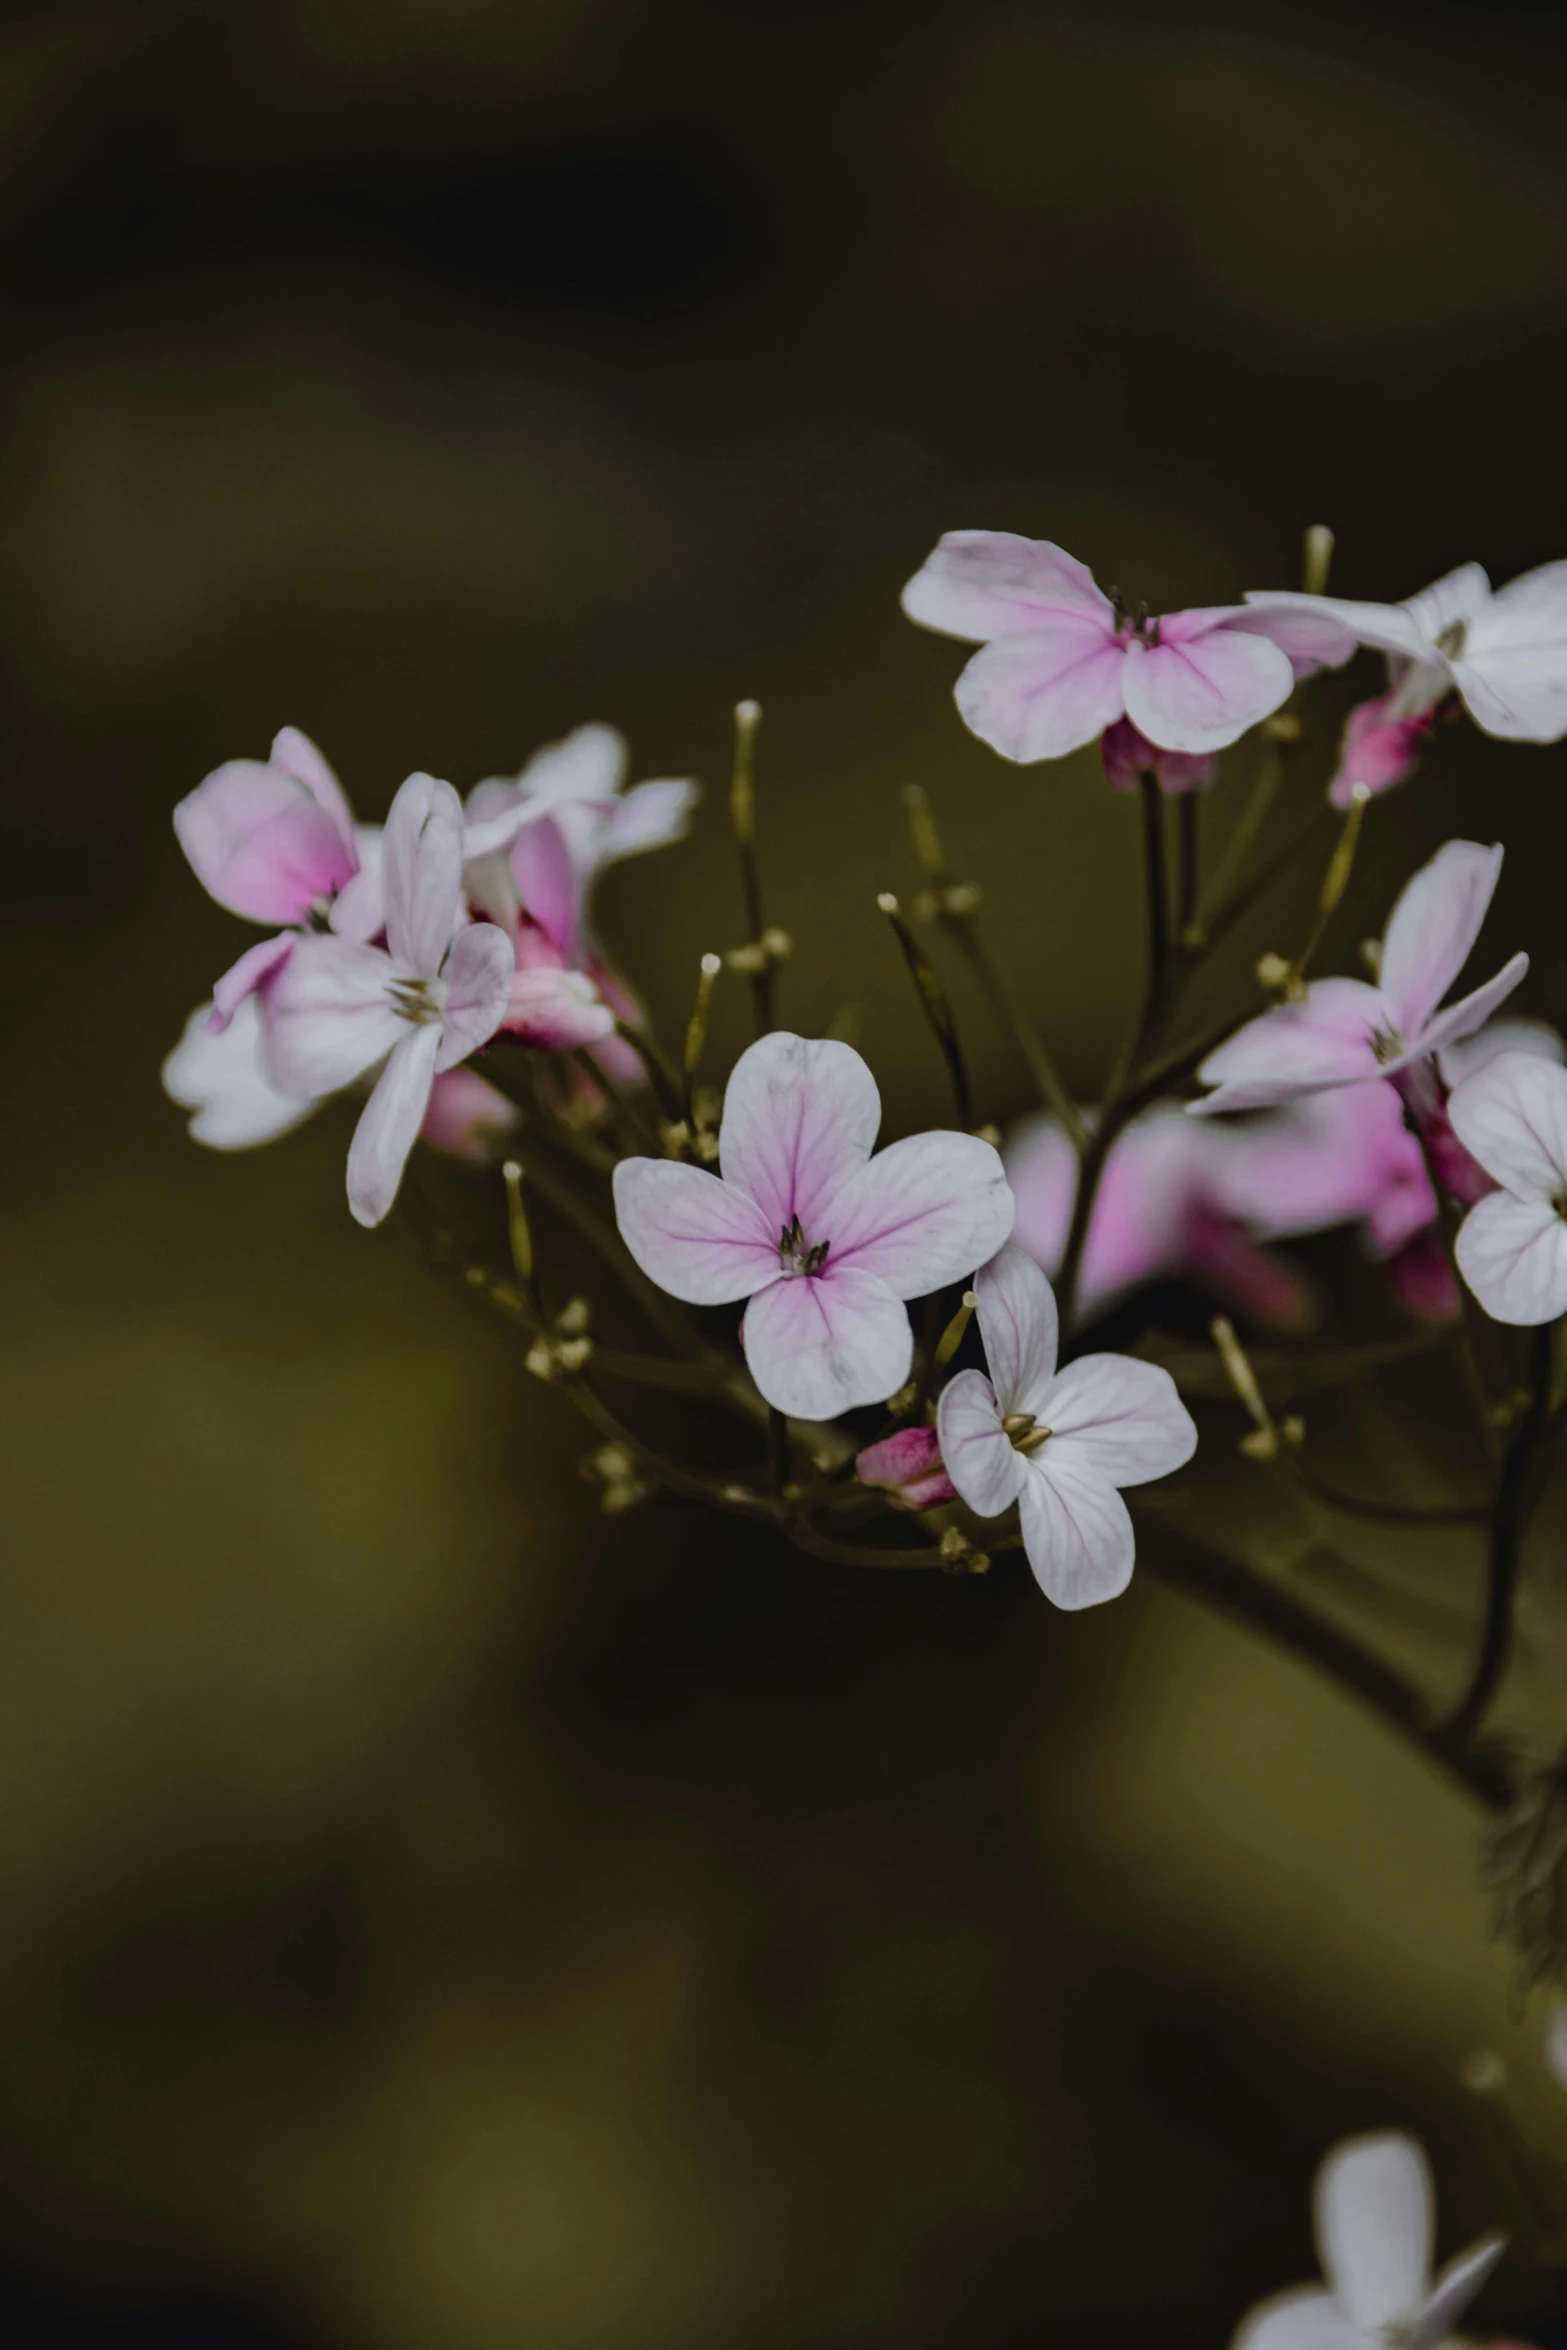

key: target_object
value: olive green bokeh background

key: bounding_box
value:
[8,1,1567,2342]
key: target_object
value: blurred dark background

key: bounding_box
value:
[8,0,1567,2342]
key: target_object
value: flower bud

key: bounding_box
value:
[855,1425,956,1510]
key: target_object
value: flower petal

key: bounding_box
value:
[163,996,321,1150]
[1018,1453,1135,1609]
[603,777,700,861]
[435,920,515,1072]
[328,826,385,943]
[1231,2287,1363,2350]
[1122,621,1294,754]
[270,725,357,850]
[420,1067,520,1162]
[901,530,1112,642]
[1457,559,1567,742]
[1313,2131,1432,2336]
[1407,2234,1506,2350]
[1192,981,1387,1114]
[347,1023,442,1228]
[1401,560,1493,644]
[612,1159,780,1304]
[1378,840,1504,1039]
[717,1032,881,1240]
[826,1130,1015,1296]
[208,931,296,1031]
[855,1425,956,1510]
[1415,953,1529,1060]
[1225,603,1359,677]
[740,1266,913,1420]
[1037,1355,1196,1486]
[510,812,584,962]
[382,772,464,974]
[1447,1049,1567,1199]
[1241,590,1434,665]
[514,720,627,809]
[937,1367,1025,1518]
[1455,1193,1567,1325]
[953,622,1127,762]
[173,758,358,925]
[1437,1016,1564,1090]
[260,935,403,1096]
[972,1243,1058,1415]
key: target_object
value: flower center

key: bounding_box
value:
[777,1212,830,1277]
[1109,584,1161,648]
[1002,1410,1050,1455]
[1371,1023,1405,1066]
[1435,617,1468,660]
[389,974,447,1026]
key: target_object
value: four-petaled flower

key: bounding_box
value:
[1232,2130,1504,2350]
[1247,558,1567,746]
[901,530,1353,764]
[936,1246,1195,1608]
[263,772,515,1227]
[612,1032,1015,1420]
[1191,841,1527,1117]
[1448,1049,1567,1325]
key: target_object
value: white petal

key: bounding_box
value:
[1447,1048,1567,1199]
[435,920,515,1072]
[718,1032,880,1242]
[901,530,1113,642]
[952,622,1127,762]
[381,772,464,974]
[1402,561,1493,645]
[1415,954,1530,1061]
[1231,2287,1364,2350]
[1455,1192,1567,1325]
[937,1368,1026,1518]
[347,1024,442,1228]
[1036,1355,1196,1487]
[826,1130,1016,1297]
[1457,560,1567,742]
[612,1159,780,1304]
[741,1267,913,1420]
[1192,981,1386,1115]
[1407,2234,1506,2350]
[1242,589,1434,664]
[260,935,403,1096]
[972,1243,1059,1415]
[1019,1453,1136,1608]
[1437,1016,1564,1089]
[515,720,627,808]
[1121,622,1294,754]
[1378,841,1503,1040]
[1314,2132,1433,2336]
[162,997,321,1150]
[602,777,699,861]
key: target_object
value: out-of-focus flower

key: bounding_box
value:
[162,992,323,1150]
[613,1032,1014,1420]
[936,1246,1194,1608]
[1100,714,1219,796]
[900,530,1353,764]
[263,774,514,1227]
[1248,558,1567,745]
[418,1067,522,1163]
[1327,689,1438,809]
[855,1424,957,1509]
[1232,2130,1505,2350]
[1448,1051,1567,1324]
[1193,842,1527,1116]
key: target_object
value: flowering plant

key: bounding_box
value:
[165,526,1567,2336]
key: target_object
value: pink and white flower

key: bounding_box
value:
[163,992,324,1151]
[936,1247,1195,1609]
[901,531,1354,764]
[1448,1050,1567,1325]
[1192,841,1527,1117]
[855,1425,957,1510]
[262,773,515,1227]
[612,1032,1015,1421]
[1326,689,1438,809]
[1232,2130,1505,2350]
[1248,558,1567,747]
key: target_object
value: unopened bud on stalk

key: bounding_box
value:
[938,1526,989,1574]
[902,782,948,882]
[730,700,761,850]
[1318,781,1370,917]
[1211,1315,1302,1461]
[932,1290,978,1379]
[501,1159,533,1286]
[684,954,722,1078]
[1302,523,1335,596]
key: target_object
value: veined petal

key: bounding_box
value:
[718,1032,881,1241]
[1407,2234,1506,2350]
[1457,559,1567,742]
[1379,840,1504,1038]
[953,622,1126,762]
[1242,589,1435,665]
[514,721,627,810]
[163,996,321,1150]
[612,1158,779,1304]
[1037,1355,1196,1486]
[382,772,464,974]
[1121,621,1294,754]
[740,1267,913,1420]
[1401,561,1493,645]
[510,812,584,962]
[347,1023,442,1228]
[1192,981,1387,1115]
[208,931,296,1031]
[826,1130,1015,1297]
[1455,1193,1567,1325]
[174,759,357,925]
[901,530,1113,643]
[1224,604,1359,677]
[271,725,357,851]
[1018,1453,1135,1609]
[1438,1016,1564,1089]
[1415,953,1529,1061]
[972,1244,1058,1415]
[937,1368,1026,1518]
[1314,2132,1432,2337]
[436,920,515,1071]
[1231,2287,1363,2350]
[261,934,403,1096]
[1447,1049,1567,1199]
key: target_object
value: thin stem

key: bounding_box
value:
[1193,732,1290,939]
[612,1020,684,1124]
[786,1516,957,1571]
[1137,773,1173,1045]
[730,699,775,1036]
[948,920,1086,1146]
[1176,791,1200,945]
[1437,1324,1556,1749]
[877,894,974,1127]
[1406,1108,1502,1462]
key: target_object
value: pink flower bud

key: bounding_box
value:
[855,1425,957,1510]
[1100,715,1219,796]
[1328,690,1436,809]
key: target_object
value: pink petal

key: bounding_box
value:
[717,1032,881,1242]
[953,621,1127,762]
[510,813,584,962]
[502,965,617,1051]
[1018,1452,1135,1609]
[1224,603,1359,677]
[935,1368,1024,1518]
[260,935,404,1096]
[514,721,627,810]
[1035,1355,1196,1487]
[420,1067,520,1162]
[854,1425,957,1510]
[1180,1208,1313,1330]
[436,920,515,1072]
[1455,1193,1567,1324]
[174,759,358,925]
[207,931,296,1031]
[1447,1050,1567,1200]
[1315,2133,1432,2337]
[270,725,357,852]
[740,1266,913,1420]
[1121,620,1294,754]
[1232,2288,1364,2350]
[900,530,1113,643]
[972,1244,1058,1415]
[612,1159,779,1304]
[1192,980,1387,1114]
[1378,839,1504,1038]
[382,772,464,974]
[329,828,385,943]
[826,1130,1015,1297]
[347,1023,443,1228]
[1414,953,1528,1061]
[1384,1229,1458,1319]
[1327,691,1434,809]
[163,995,321,1150]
